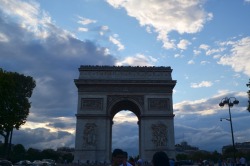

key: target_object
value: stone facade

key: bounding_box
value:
[74,66,176,163]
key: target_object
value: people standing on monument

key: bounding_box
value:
[120,151,133,166]
[151,151,170,166]
[111,148,125,166]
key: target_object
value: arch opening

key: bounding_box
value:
[112,110,139,157]
[110,99,141,157]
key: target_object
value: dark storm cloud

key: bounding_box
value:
[12,128,74,150]
[0,11,116,121]
[0,7,116,149]
[47,121,75,129]
[174,91,250,152]
[112,121,139,156]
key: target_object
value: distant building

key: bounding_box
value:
[175,141,200,154]
[222,142,250,153]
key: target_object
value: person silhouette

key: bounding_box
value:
[152,151,170,166]
[112,149,125,166]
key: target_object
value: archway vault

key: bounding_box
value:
[108,96,142,119]
[74,66,176,163]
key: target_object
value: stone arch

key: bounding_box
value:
[108,96,142,119]
[74,66,176,163]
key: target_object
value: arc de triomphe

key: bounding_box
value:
[74,65,176,163]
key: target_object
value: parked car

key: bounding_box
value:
[41,159,56,166]
[32,160,43,166]
[0,159,13,166]
[14,160,32,166]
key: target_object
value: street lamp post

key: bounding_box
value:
[219,97,239,165]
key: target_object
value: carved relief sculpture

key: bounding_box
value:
[83,123,97,147]
[151,123,168,147]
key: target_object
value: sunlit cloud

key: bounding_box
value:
[109,35,125,51]
[116,53,156,66]
[77,16,97,25]
[174,54,184,58]
[191,81,213,88]
[187,60,195,64]
[177,39,191,50]
[107,0,213,49]
[199,44,210,50]
[200,61,210,65]
[193,49,201,56]
[0,0,52,39]
[218,37,250,77]
[78,27,88,32]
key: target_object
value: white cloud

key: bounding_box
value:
[177,39,191,50]
[200,61,210,65]
[199,44,210,50]
[146,26,152,33]
[101,25,109,31]
[193,49,201,56]
[174,54,184,58]
[78,27,88,32]
[109,35,125,51]
[77,17,97,25]
[0,0,53,39]
[218,37,250,76]
[13,128,75,150]
[206,48,225,56]
[191,81,213,88]
[187,60,195,64]
[116,53,156,66]
[213,54,222,59]
[107,0,212,49]
[0,32,9,42]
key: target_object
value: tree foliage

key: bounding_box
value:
[11,144,26,162]
[0,68,36,153]
[0,144,74,163]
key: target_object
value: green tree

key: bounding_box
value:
[176,153,189,160]
[223,146,236,159]
[42,149,60,161]
[11,144,26,162]
[0,68,36,157]
[210,150,222,163]
[62,153,74,163]
[26,148,42,161]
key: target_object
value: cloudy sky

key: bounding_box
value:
[0,0,250,157]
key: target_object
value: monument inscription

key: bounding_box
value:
[148,98,170,111]
[81,98,103,111]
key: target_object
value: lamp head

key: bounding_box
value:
[223,99,229,104]
[229,102,234,107]
[233,100,239,105]
[219,102,224,107]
